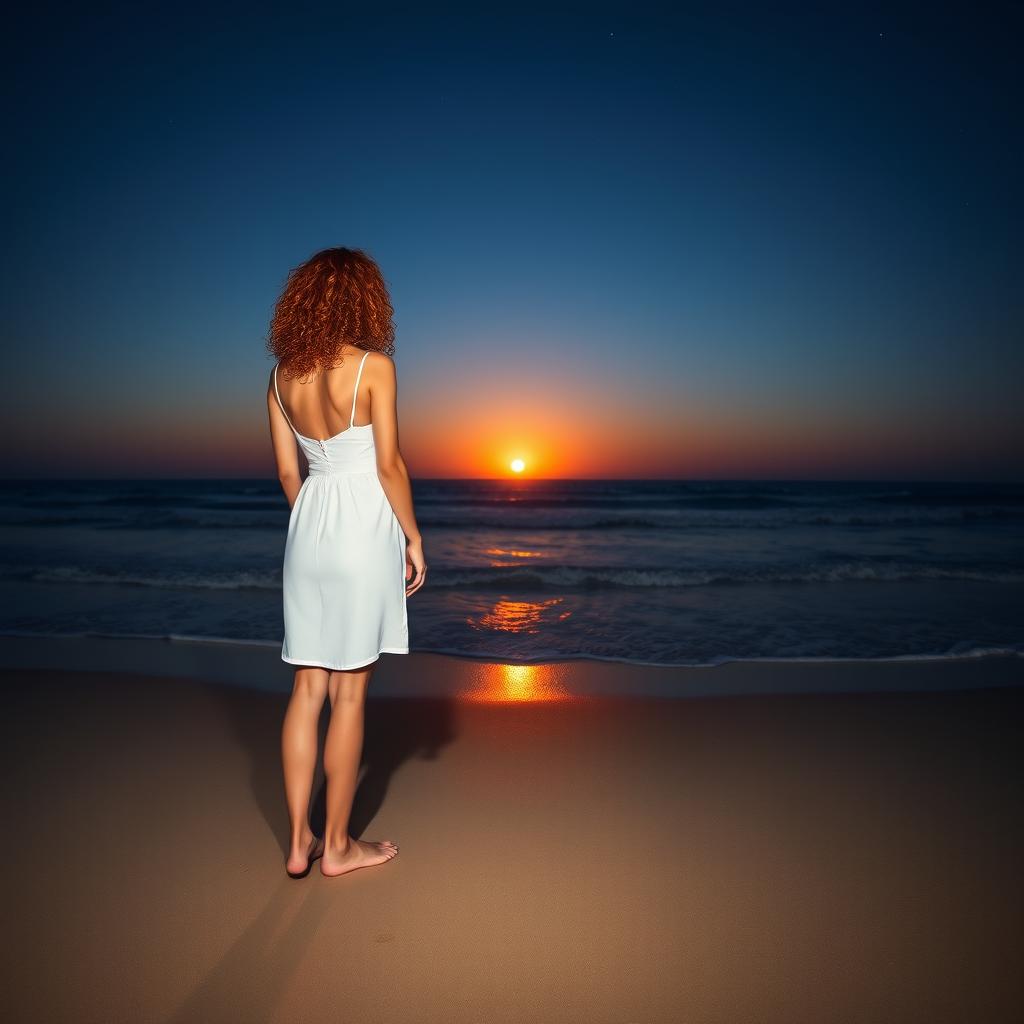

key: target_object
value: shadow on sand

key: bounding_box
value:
[162,686,458,1022]
[211,684,459,858]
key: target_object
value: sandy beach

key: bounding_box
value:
[2,646,1022,1022]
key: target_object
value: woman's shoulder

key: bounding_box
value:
[358,348,396,376]
[319,347,393,374]
[336,344,391,364]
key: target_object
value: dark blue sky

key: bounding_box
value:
[4,5,1021,478]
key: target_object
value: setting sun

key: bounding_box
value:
[510,458,526,473]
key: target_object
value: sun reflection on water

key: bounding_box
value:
[469,596,570,634]
[483,546,545,567]
[461,662,573,703]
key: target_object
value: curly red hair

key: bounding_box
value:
[267,247,396,381]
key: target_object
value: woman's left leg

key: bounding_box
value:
[282,666,329,873]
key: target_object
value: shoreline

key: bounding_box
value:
[1,631,1021,699]
[5,627,1022,669]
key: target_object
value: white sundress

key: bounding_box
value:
[273,350,409,670]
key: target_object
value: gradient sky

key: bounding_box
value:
[4,6,1021,479]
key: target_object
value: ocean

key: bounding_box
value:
[2,478,1022,667]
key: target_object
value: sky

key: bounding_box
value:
[3,5,1021,480]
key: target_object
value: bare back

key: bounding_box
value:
[275,345,373,442]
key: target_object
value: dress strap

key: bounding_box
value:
[273,363,297,435]
[350,350,370,427]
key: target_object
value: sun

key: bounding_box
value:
[510,458,526,474]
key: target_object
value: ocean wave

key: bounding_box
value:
[423,563,1024,589]
[21,565,281,590]
[7,560,1024,592]
[1,628,1021,670]
[6,506,1021,532]
[414,508,1023,530]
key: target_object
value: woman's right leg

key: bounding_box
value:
[282,667,328,875]
[321,661,399,876]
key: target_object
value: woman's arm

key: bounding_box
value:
[368,353,427,594]
[369,353,420,541]
[268,369,304,509]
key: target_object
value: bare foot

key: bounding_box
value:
[320,837,399,877]
[286,832,324,878]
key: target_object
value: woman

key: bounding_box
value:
[266,247,426,879]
